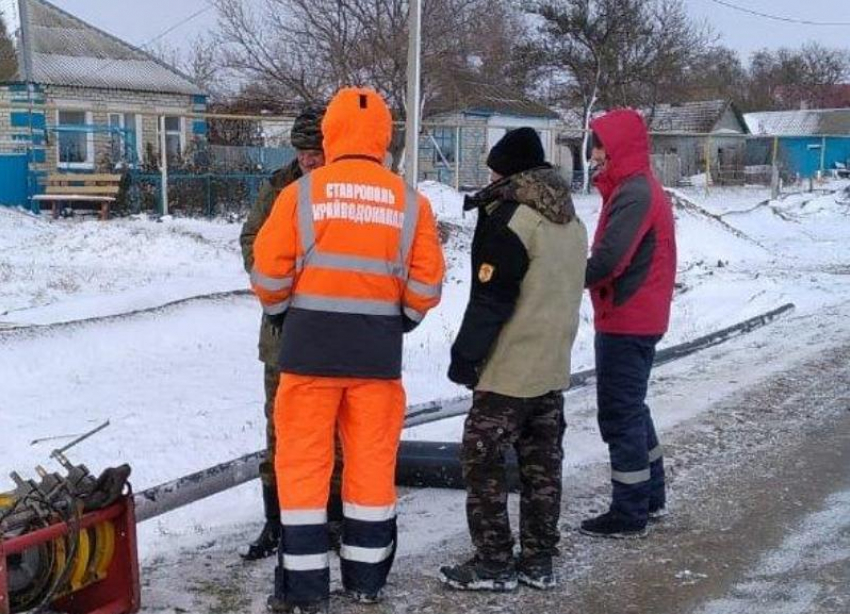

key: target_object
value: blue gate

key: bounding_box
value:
[0,154,29,208]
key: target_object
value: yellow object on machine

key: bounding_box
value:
[1,422,134,613]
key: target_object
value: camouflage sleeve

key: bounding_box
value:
[240,180,278,273]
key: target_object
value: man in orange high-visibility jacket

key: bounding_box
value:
[252,87,445,614]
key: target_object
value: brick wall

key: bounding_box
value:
[419,113,490,189]
[43,85,204,170]
[0,86,12,154]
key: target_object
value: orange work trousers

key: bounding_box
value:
[274,374,406,513]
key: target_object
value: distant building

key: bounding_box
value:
[646,100,749,182]
[558,100,749,186]
[420,77,566,189]
[745,108,850,178]
[0,0,207,208]
[745,108,850,137]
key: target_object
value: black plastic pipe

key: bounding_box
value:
[134,303,794,522]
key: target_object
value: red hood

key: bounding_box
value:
[591,109,651,201]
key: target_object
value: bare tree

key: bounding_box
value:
[682,45,748,105]
[628,0,714,114]
[147,36,225,100]
[0,10,18,82]
[742,44,850,111]
[530,0,643,192]
[465,1,539,94]
[182,36,223,99]
[211,0,512,165]
[778,43,849,110]
[745,49,782,112]
[530,0,710,192]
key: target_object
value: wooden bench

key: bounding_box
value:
[32,173,122,221]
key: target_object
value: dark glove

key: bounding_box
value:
[448,354,480,390]
[402,314,420,333]
[464,177,510,211]
[83,464,132,512]
[463,193,483,211]
[266,313,285,337]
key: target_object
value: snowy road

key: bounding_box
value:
[4,183,850,612]
[136,299,850,613]
[696,489,850,614]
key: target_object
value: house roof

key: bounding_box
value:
[429,75,559,120]
[2,0,204,95]
[555,100,746,142]
[647,100,745,134]
[744,109,850,136]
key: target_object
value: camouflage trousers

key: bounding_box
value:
[262,364,344,521]
[462,390,566,566]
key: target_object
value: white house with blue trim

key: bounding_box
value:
[419,76,562,189]
[0,0,207,209]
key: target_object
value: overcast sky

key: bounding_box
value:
[48,0,850,63]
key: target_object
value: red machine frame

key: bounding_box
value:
[0,495,140,614]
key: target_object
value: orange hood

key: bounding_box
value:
[322,87,393,164]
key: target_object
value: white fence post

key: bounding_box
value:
[159,115,169,216]
[454,124,461,191]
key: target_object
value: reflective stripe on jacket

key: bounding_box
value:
[251,88,445,378]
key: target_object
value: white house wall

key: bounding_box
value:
[43,85,199,169]
[485,114,558,161]
[715,107,746,134]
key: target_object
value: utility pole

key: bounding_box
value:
[404,0,422,188]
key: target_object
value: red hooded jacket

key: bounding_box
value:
[587,109,677,336]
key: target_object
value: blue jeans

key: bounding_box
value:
[594,333,666,525]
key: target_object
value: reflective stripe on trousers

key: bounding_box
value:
[611,446,663,485]
[278,510,330,604]
[340,503,398,595]
[275,375,405,599]
[595,332,666,522]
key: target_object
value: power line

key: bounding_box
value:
[703,0,850,26]
[93,3,214,77]
[138,4,215,51]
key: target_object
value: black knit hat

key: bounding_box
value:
[486,127,545,178]
[290,105,326,150]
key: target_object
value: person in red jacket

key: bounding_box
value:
[580,109,677,539]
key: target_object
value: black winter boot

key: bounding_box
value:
[242,482,281,561]
[517,555,556,590]
[267,596,328,613]
[439,556,517,592]
[579,510,648,539]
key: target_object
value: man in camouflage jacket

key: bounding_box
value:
[440,128,588,592]
[239,107,344,560]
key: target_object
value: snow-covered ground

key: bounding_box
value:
[696,489,850,614]
[2,180,850,581]
[0,211,245,325]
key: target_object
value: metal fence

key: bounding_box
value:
[120,142,294,216]
[4,97,850,218]
[122,172,276,218]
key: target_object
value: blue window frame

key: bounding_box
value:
[430,127,456,165]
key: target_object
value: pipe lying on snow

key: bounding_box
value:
[135,442,520,522]
[134,303,794,522]
[405,302,796,428]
